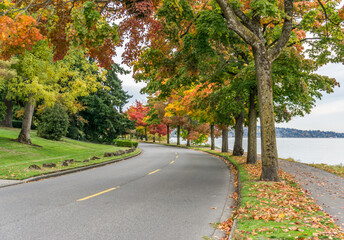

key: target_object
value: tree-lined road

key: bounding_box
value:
[0,143,233,240]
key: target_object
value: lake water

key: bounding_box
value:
[170,137,344,165]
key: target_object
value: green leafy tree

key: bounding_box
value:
[68,63,133,143]
[7,41,56,144]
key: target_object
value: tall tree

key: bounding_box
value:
[215,0,296,181]
[69,63,133,143]
[7,41,56,144]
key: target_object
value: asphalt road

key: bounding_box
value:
[0,143,233,240]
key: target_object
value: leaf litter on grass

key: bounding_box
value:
[198,151,344,240]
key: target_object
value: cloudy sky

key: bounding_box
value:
[116,55,344,134]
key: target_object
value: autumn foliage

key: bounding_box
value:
[126,101,149,127]
[0,15,43,60]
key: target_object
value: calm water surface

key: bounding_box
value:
[171,137,344,165]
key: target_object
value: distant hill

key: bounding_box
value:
[228,127,344,138]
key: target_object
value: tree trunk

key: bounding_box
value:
[233,112,244,156]
[186,139,190,147]
[153,134,156,143]
[186,129,190,147]
[210,124,215,150]
[247,89,258,164]
[17,97,35,144]
[0,96,13,127]
[221,127,228,153]
[145,127,148,141]
[167,125,170,144]
[254,48,279,181]
[177,126,180,145]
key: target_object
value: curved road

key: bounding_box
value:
[0,143,233,240]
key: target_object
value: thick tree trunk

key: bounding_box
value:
[233,112,244,156]
[254,48,279,181]
[210,124,215,150]
[221,127,228,153]
[0,96,13,127]
[177,126,180,145]
[153,134,156,143]
[17,97,35,144]
[167,125,170,144]
[247,90,257,164]
[145,127,148,141]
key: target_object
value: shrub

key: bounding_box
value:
[37,104,69,141]
[114,139,138,148]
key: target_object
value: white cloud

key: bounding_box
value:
[311,99,344,116]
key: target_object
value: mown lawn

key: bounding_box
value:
[0,127,139,180]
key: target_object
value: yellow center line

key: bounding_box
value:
[148,169,161,175]
[176,155,179,159]
[77,186,120,202]
[170,160,175,164]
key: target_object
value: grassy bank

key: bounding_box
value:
[142,141,343,239]
[0,127,139,180]
[281,157,344,178]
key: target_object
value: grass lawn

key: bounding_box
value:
[0,127,140,180]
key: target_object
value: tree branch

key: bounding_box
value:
[268,0,294,61]
[317,0,340,26]
[231,7,260,36]
[215,0,260,48]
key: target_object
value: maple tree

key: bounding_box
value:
[126,100,149,140]
[144,97,171,142]
[0,1,119,69]
[214,0,344,181]
[0,15,43,60]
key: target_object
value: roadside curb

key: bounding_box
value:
[205,152,241,240]
[0,149,142,189]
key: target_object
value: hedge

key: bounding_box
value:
[114,139,138,148]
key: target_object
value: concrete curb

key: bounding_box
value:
[211,162,235,239]
[205,152,241,240]
[0,149,142,189]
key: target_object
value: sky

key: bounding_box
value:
[115,53,344,134]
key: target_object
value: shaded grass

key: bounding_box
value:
[0,127,139,180]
